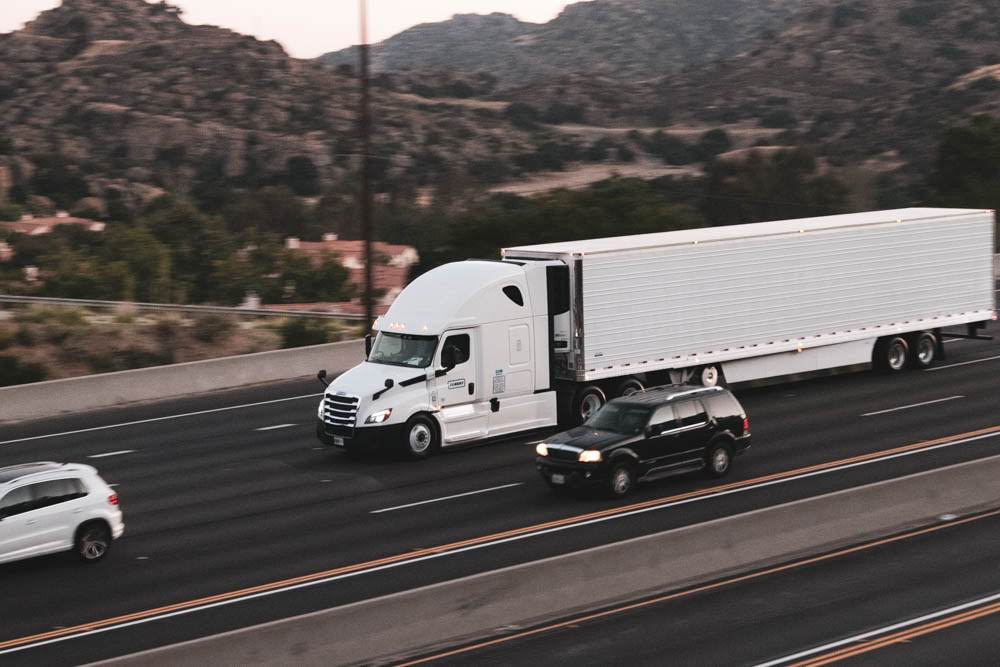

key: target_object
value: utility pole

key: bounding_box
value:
[359,0,374,330]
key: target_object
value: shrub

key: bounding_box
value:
[698,129,733,158]
[504,103,541,130]
[761,110,798,129]
[192,313,235,343]
[279,318,330,348]
[0,355,47,386]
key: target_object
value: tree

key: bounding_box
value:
[286,156,320,196]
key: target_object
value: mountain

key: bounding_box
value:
[320,0,816,85]
[0,0,541,215]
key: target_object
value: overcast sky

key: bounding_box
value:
[2,1,581,58]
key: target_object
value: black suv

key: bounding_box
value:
[535,385,750,497]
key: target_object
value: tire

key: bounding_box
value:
[402,414,439,460]
[705,442,733,479]
[908,331,937,369]
[608,461,636,498]
[614,377,645,398]
[75,522,111,563]
[698,365,726,388]
[874,336,909,373]
[573,385,607,424]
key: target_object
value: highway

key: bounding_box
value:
[0,328,999,665]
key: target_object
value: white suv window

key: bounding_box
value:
[32,478,88,510]
[0,485,34,518]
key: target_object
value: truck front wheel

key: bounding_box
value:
[402,415,439,460]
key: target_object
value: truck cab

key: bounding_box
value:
[316,260,565,457]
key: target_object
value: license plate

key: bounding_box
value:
[550,473,566,485]
[333,436,345,447]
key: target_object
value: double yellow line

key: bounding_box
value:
[3,423,1000,654]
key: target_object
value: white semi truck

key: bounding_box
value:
[316,208,996,457]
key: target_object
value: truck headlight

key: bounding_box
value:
[365,409,393,424]
[535,443,549,456]
[578,450,602,463]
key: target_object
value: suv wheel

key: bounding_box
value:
[706,443,732,478]
[402,415,439,459]
[76,522,111,562]
[609,462,636,497]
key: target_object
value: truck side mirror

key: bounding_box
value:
[317,369,330,387]
[364,333,374,359]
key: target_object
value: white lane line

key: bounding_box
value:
[925,354,1000,372]
[372,483,525,514]
[942,338,967,344]
[0,393,323,447]
[87,450,136,459]
[3,430,1000,657]
[255,423,297,431]
[862,395,964,417]
[753,590,1000,667]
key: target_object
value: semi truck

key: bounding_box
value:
[316,207,996,458]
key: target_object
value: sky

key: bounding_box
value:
[1,1,581,58]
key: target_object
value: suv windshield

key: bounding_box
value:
[585,403,651,436]
[369,332,438,368]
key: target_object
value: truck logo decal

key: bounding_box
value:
[448,378,466,390]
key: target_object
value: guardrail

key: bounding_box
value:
[0,339,363,422]
[0,294,366,320]
[101,452,1000,666]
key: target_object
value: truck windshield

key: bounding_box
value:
[584,403,651,436]
[369,332,438,368]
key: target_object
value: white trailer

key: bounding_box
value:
[317,208,996,457]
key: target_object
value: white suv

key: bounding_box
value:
[0,462,124,565]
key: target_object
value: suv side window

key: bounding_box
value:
[675,399,707,427]
[32,479,88,510]
[0,485,35,518]
[705,392,743,418]
[648,405,678,435]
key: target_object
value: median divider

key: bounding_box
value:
[0,339,362,422]
[100,453,1000,667]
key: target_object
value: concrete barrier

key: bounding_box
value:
[101,453,1000,667]
[0,339,363,423]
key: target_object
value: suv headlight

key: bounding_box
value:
[578,450,602,463]
[536,443,549,456]
[365,409,393,424]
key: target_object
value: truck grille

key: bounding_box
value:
[323,393,359,429]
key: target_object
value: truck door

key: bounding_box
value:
[434,330,488,443]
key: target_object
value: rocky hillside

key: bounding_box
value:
[0,0,545,215]
[321,0,816,85]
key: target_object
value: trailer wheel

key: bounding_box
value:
[614,377,645,397]
[908,332,937,369]
[874,336,909,373]
[573,385,606,424]
[698,365,726,388]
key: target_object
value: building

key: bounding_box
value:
[280,234,420,316]
[0,212,106,236]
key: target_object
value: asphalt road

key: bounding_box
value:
[1,327,999,665]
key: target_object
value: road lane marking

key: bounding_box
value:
[3,424,1000,656]
[861,395,964,417]
[255,424,297,431]
[87,450,136,459]
[926,354,1000,372]
[372,483,525,514]
[0,394,323,447]
[399,508,1000,667]
[761,591,1000,667]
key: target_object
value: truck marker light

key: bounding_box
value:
[535,443,549,457]
[578,450,602,463]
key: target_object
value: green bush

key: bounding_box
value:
[279,318,330,349]
[761,110,798,129]
[192,313,236,343]
[0,355,47,386]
